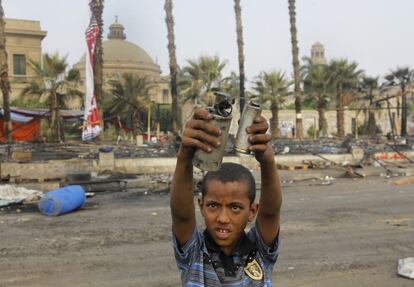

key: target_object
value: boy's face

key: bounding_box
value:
[199,179,258,255]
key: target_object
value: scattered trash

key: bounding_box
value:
[151,212,158,216]
[398,257,414,279]
[386,217,412,227]
[323,175,334,181]
[373,161,382,168]
[281,146,290,154]
[86,192,96,198]
[38,185,86,216]
[320,180,333,186]
[0,185,43,207]
[61,178,127,193]
[66,172,92,182]
[99,146,113,153]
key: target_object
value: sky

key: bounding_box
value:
[4,0,414,85]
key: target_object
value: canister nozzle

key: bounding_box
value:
[208,91,235,117]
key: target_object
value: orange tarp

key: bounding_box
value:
[0,119,41,142]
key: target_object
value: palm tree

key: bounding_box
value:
[179,55,227,105]
[104,73,153,137]
[89,0,104,105]
[234,0,246,114]
[328,59,363,137]
[302,58,332,137]
[252,70,292,138]
[221,71,240,101]
[164,0,178,135]
[0,1,11,141]
[360,76,379,136]
[288,0,303,138]
[384,67,413,137]
[21,53,83,142]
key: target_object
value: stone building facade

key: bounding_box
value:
[3,18,47,100]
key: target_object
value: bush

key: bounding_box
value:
[307,125,317,138]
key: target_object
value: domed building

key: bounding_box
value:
[73,18,171,107]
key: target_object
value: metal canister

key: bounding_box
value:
[192,91,234,171]
[192,113,232,171]
[235,101,261,154]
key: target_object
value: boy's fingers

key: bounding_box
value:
[182,137,213,152]
[193,108,213,120]
[188,119,222,136]
[249,133,272,144]
[187,129,221,148]
[253,115,266,123]
[247,121,269,134]
[249,144,268,153]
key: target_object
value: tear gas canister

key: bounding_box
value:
[234,101,262,154]
[192,92,234,171]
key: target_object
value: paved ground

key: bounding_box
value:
[0,171,413,287]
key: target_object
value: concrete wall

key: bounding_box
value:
[1,151,366,178]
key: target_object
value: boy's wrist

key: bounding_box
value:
[259,156,276,166]
[177,146,195,162]
[255,145,276,165]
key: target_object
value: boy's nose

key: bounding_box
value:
[217,208,230,224]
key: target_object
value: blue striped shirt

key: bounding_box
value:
[173,224,280,286]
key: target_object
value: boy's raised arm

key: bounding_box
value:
[248,116,282,247]
[170,109,222,247]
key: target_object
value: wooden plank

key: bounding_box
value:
[11,150,32,162]
[393,176,414,186]
[277,163,308,171]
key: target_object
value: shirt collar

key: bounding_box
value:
[203,229,256,276]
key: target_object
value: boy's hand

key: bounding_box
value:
[179,108,222,158]
[247,115,275,164]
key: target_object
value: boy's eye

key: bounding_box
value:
[231,205,242,211]
[207,203,218,209]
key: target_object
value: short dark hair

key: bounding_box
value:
[201,163,256,203]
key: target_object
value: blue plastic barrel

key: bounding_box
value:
[38,185,86,216]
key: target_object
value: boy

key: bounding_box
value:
[171,108,282,286]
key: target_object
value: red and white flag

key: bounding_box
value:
[82,14,102,141]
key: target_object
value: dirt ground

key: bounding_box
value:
[0,171,413,287]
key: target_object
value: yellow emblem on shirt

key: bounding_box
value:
[244,259,263,281]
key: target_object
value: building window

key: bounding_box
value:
[13,54,26,75]
[163,89,169,103]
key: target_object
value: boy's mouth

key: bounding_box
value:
[215,228,231,240]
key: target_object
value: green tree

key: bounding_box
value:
[360,76,379,136]
[252,70,292,138]
[0,0,11,141]
[21,53,83,142]
[328,59,363,137]
[288,0,303,138]
[234,0,246,113]
[384,66,413,136]
[104,73,153,137]
[302,58,332,137]
[221,71,240,101]
[179,55,227,105]
[164,0,178,135]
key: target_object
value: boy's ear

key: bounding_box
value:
[248,202,259,222]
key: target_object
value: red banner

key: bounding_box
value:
[82,14,102,141]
